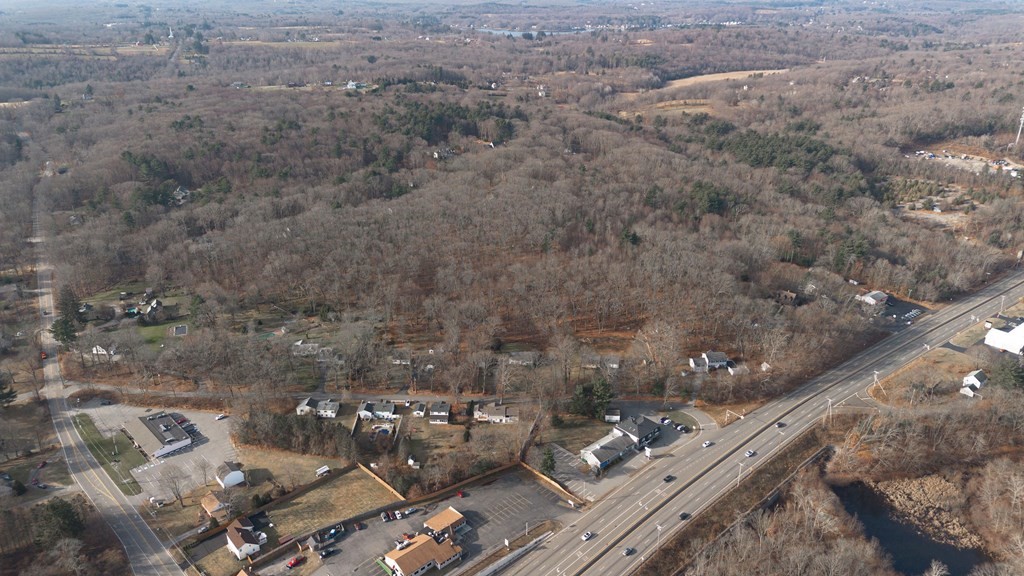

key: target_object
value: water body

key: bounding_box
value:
[832,482,990,575]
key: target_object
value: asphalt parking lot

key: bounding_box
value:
[76,399,237,505]
[267,469,574,576]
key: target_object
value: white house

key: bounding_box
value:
[856,291,889,306]
[728,364,750,376]
[688,357,708,373]
[216,462,245,489]
[412,402,427,417]
[295,397,339,418]
[375,402,398,420]
[226,518,265,560]
[428,402,451,425]
[475,402,519,424]
[960,370,988,398]
[357,401,375,420]
[984,323,1024,355]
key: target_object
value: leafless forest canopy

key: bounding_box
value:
[2,1,1024,400]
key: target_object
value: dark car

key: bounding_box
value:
[36,461,46,469]
[663,475,675,482]
[679,512,691,521]
[318,548,336,559]
[776,422,786,428]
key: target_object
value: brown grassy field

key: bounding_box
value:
[537,414,610,454]
[868,347,978,407]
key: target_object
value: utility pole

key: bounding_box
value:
[873,370,886,397]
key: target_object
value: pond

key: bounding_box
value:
[832,482,990,575]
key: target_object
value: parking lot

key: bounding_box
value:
[258,469,574,576]
[75,399,237,505]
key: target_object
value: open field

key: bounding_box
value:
[72,413,143,495]
[664,68,789,89]
[538,414,610,454]
[699,399,768,427]
[264,467,400,541]
[235,445,345,490]
[869,347,978,407]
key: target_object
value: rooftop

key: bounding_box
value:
[385,534,462,575]
[424,506,465,532]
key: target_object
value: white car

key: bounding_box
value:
[581,531,593,541]
[745,450,756,457]
[702,441,713,448]
[215,413,228,420]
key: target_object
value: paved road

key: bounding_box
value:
[33,207,184,576]
[506,270,1024,576]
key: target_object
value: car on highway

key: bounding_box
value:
[663,475,675,482]
[622,547,634,556]
[775,422,786,428]
[286,555,305,569]
[581,531,593,541]
[745,450,756,457]
[679,512,691,521]
[215,413,228,420]
[702,441,713,448]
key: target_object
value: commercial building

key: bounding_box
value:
[122,412,191,459]
[383,534,462,576]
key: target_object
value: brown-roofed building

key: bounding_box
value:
[383,534,463,576]
[201,491,230,520]
[423,506,466,539]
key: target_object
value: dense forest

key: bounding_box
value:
[2,0,1024,407]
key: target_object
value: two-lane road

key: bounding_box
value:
[508,269,1024,576]
[33,209,184,576]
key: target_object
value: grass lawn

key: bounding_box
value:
[699,400,767,427]
[71,413,144,495]
[662,410,699,430]
[194,547,251,576]
[869,347,976,407]
[540,414,611,454]
[949,322,987,348]
[138,323,171,347]
[143,485,211,538]
[235,446,341,489]
[4,447,71,502]
[267,467,400,541]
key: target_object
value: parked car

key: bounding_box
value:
[197,525,210,534]
[318,548,336,559]
[581,531,593,541]
[456,490,464,498]
[395,510,403,520]
[215,413,228,420]
[404,507,419,515]
[659,417,669,425]
[175,417,188,425]
[286,556,305,569]
[675,424,686,432]
[36,483,48,489]
[745,450,756,458]
[702,441,713,448]
[353,522,364,531]
[381,512,390,522]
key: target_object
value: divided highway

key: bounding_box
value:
[507,270,1024,576]
[33,207,184,576]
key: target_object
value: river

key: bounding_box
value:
[832,482,990,575]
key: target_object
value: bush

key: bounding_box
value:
[551,413,564,428]
[12,479,26,495]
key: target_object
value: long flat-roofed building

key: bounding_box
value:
[122,412,192,459]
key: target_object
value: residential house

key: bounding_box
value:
[984,322,1024,355]
[702,351,730,370]
[603,355,622,370]
[603,408,621,423]
[383,533,463,576]
[305,524,345,551]
[615,416,661,448]
[856,290,889,306]
[423,506,467,539]
[412,402,427,417]
[291,340,320,357]
[358,401,375,420]
[428,402,450,425]
[226,518,265,560]
[961,370,988,398]
[581,433,636,471]
[296,398,340,419]
[200,491,229,518]
[580,353,602,370]
[375,402,398,420]
[475,402,519,424]
[216,462,245,489]
[688,357,708,373]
